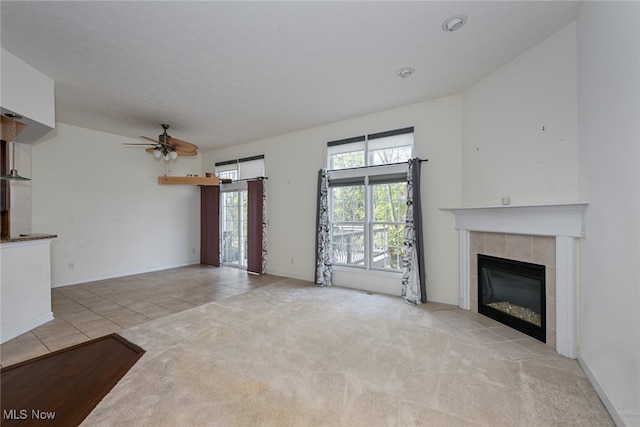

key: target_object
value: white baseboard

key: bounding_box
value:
[578,355,637,427]
[334,281,402,297]
[1,312,54,344]
[51,261,199,288]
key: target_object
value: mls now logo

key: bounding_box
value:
[3,409,56,420]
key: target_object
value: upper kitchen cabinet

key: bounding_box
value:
[1,48,54,143]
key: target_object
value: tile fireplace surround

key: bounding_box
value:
[444,202,589,358]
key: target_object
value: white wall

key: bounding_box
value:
[577,3,640,426]
[462,23,578,207]
[31,123,205,287]
[203,95,462,304]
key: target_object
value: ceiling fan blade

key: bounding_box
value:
[140,135,171,148]
[123,142,157,146]
[176,149,198,157]
[168,137,198,152]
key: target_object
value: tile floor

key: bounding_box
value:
[0,265,279,368]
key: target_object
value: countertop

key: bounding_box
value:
[0,234,58,244]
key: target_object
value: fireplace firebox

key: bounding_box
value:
[478,254,546,342]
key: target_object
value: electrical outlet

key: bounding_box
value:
[192,248,196,254]
[290,257,294,264]
[68,262,74,270]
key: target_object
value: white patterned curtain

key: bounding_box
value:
[261,178,267,274]
[315,169,332,286]
[402,158,426,304]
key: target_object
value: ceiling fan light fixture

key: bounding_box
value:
[169,150,178,160]
[442,14,467,32]
[153,148,162,159]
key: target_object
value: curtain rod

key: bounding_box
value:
[326,158,427,173]
[220,176,268,183]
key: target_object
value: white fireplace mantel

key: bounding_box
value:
[444,202,589,238]
[442,202,589,358]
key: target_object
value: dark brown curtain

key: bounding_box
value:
[247,179,264,274]
[200,185,220,266]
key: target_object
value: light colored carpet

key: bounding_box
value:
[81,278,612,426]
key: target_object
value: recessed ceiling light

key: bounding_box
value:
[396,67,415,79]
[442,14,467,32]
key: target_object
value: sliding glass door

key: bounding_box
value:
[220,189,248,268]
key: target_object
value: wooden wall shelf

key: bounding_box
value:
[158,176,220,186]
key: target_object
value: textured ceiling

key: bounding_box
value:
[1,1,580,151]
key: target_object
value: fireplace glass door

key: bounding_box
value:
[478,254,546,342]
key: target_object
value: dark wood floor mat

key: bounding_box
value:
[1,333,144,426]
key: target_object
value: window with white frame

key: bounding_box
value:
[215,155,265,181]
[327,127,413,272]
[328,127,413,170]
